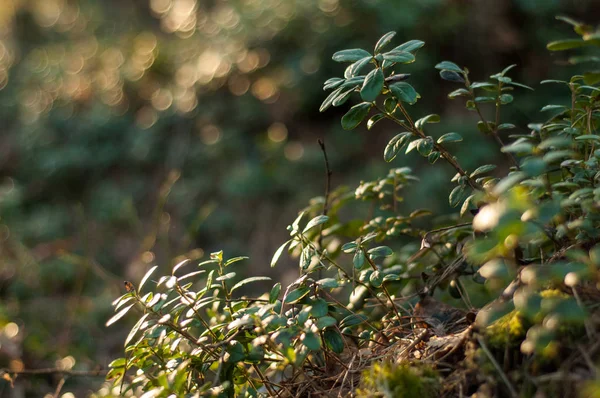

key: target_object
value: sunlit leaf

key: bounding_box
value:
[231,277,272,293]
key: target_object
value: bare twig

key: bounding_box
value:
[317,139,332,252]
[52,378,66,398]
[476,335,518,398]
[1,368,106,377]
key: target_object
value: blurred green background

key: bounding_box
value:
[0,0,597,395]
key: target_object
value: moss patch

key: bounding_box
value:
[357,361,440,398]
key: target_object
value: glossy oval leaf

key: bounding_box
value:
[271,240,291,267]
[382,51,415,63]
[231,276,272,293]
[415,114,440,129]
[435,61,462,72]
[392,40,425,54]
[360,68,384,102]
[437,132,463,144]
[390,82,418,104]
[283,287,310,304]
[303,215,329,233]
[341,102,372,130]
[323,328,345,354]
[139,265,158,292]
[440,70,465,83]
[374,31,396,53]
[470,164,497,178]
[368,246,393,258]
[106,304,135,327]
[332,48,372,62]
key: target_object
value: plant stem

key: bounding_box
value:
[363,249,402,321]
[465,76,518,168]
[380,103,482,190]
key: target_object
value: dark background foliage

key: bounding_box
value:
[0,0,597,395]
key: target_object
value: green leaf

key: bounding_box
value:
[460,194,475,217]
[389,82,418,104]
[138,265,158,292]
[302,332,322,351]
[284,287,310,304]
[341,242,357,252]
[382,51,415,63]
[226,340,246,363]
[124,313,150,346]
[547,39,587,51]
[309,298,329,317]
[583,72,600,85]
[428,151,440,164]
[106,304,135,327]
[323,77,344,91]
[435,61,462,72]
[575,135,600,141]
[499,94,513,104]
[470,82,495,89]
[502,141,533,154]
[415,114,440,129]
[331,87,355,107]
[316,316,337,330]
[320,86,344,112]
[353,249,365,269]
[231,276,272,293]
[341,102,372,130]
[439,70,465,83]
[303,215,329,233]
[369,270,383,287]
[345,57,373,78]
[493,172,526,195]
[507,81,534,90]
[384,97,398,113]
[367,113,386,130]
[271,240,291,267]
[224,256,249,267]
[316,278,340,288]
[361,68,384,102]
[340,313,368,329]
[392,40,425,54]
[538,136,572,149]
[474,96,495,103]
[323,328,345,354]
[368,246,393,258]
[216,272,236,281]
[448,88,470,98]
[498,123,515,130]
[417,138,433,156]
[269,283,281,303]
[405,138,421,154]
[384,132,412,162]
[437,132,463,144]
[332,48,372,62]
[375,31,396,53]
[449,185,467,208]
[470,164,496,178]
[341,76,366,89]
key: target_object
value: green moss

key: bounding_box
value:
[539,289,568,299]
[485,310,528,349]
[357,362,440,398]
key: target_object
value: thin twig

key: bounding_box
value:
[1,368,106,376]
[476,335,518,398]
[363,250,402,321]
[378,103,481,190]
[52,378,66,398]
[317,139,332,253]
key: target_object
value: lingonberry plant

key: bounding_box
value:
[100,17,600,397]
